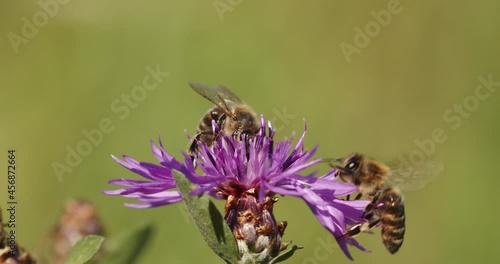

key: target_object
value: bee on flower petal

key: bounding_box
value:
[332,153,442,254]
[188,82,260,157]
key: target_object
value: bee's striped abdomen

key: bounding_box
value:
[380,188,406,254]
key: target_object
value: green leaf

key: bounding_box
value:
[173,170,239,263]
[64,235,105,264]
[99,222,154,264]
[268,245,303,264]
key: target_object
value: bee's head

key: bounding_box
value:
[235,107,259,134]
[335,153,364,184]
[343,153,363,171]
[226,107,259,139]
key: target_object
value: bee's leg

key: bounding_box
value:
[343,193,383,238]
[343,191,362,201]
[343,216,381,238]
[188,136,200,159]
[343,223,363,238]
[366,217,381,229]
[344,192,361,201]
[215,113,227,132]
[188,130,217,158]
[361,191,381,219]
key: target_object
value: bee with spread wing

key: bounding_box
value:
[188,82,260,157]
[331,153,443,254]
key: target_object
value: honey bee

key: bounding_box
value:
[188,82,260,156]
[332,153,442,254]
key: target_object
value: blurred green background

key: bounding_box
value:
[1,0,499,263]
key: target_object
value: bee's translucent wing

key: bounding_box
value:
[211,84,242,104]
[188,82,241,114]
[386,158,443,191]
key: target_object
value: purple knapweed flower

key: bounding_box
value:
[104,115,370,261]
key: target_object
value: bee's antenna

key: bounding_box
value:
[322,157,344,164]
